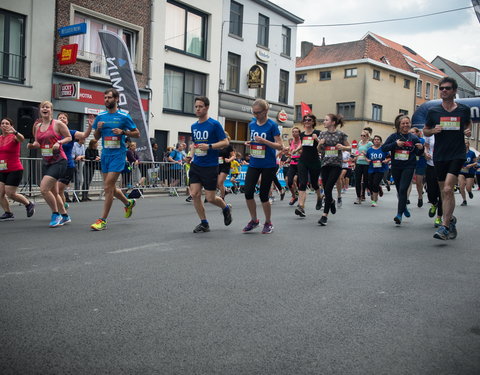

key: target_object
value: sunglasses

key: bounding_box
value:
[361,134,368,137]
[252,109,265,115]
[439,86,453,91]
[303,118,313,122]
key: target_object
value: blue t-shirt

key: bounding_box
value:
[248,118,280,169]
[191,117,227,167]
[169,149,183,170]
[62,130,77,168]
[415,138,427,169]
[366,146,389,173]
[93,109,137,156]
[461,150,477,174]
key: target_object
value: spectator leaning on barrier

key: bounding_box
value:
[168,143,184,188]
[82,139,100,201]
[72,137,86,193]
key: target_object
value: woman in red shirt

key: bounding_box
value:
[0,117,35,220]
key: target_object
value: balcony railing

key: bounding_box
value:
[0,51,25,83]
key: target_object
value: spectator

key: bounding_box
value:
[82,139,100,201]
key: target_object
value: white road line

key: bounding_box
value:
[108,243,173,254]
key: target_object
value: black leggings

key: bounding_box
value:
[321,166,342,214]
[368,172,384,193]
[425,165,443,216]
[298,161,321,191]
[287,164,298,189]
[354,164,369,198]
[391,168,415,216]
[272,166,282,192]
[244,166,277,203]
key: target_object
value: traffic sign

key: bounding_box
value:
[58,23,87,38]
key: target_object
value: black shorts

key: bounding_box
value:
[459,173,475,179]
[0,170,23,187]
[42,159,68,180]
[58,166,75,185]
[343,168,353,179]
[218,162,231,175]
[434,159,465,182]
[189,163,218,191]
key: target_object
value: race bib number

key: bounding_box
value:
[439,117,461,131]
[302,136,314,146]
[394,150,409,161]
[194,145,207,157]
[325,146,337,157]
[41,145,53,157]
[250,144,266,158]
[357,154,366,162]
[0,160,7,171]
[373,160,382,168]
[461,167,469,173]
[218,157,224,164]
[104,136,121,149]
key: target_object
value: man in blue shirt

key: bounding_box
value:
[189,96,232,233]
[90,88,140,231]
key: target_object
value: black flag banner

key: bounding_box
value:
[98,30,153,161]
[473,0,480,24]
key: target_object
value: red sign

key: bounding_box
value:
[58,44,78,65]
[54,82,80,99]
[277,110,288,123]
[352,140,358,148]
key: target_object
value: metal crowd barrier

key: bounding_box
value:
[18,158,189,200]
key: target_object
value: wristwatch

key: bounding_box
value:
[209,144,213,150]
[14,131,18,136]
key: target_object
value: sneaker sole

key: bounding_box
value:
[394,217,401,225]
[91,226,106,231]
[433,233,448,240]
[295,209,306,217]
[0,218,14,221]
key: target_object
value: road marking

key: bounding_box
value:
[108,243,174,254]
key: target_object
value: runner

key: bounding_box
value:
[56,113,92,211]
[424,135,443,227]
[243,99,283,234]
[189,96,232,233]
[217,132,235,200]
[382,114,424,225]
[353,130,373,204]
[294,114,323,218]
[365,135,390,207]
[317,113,350,226]
[90,88,140,231]
[458,140,477,206]
[423,77,472,240]
[27,101,71,227]
[408,127,426,207]
[0,117,35,221]
[287,127,301,205]
[335,150,351,208]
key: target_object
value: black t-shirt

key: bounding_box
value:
[425,103,471,162]
[299,130,320,163]
[219,145,234,164]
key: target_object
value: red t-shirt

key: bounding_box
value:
[0,134,23,172]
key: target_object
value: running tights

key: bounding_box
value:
[321,166,342,214]
[298,161,321,191]
[354,164,369,198]
[244,166,277,202]
[368,172,384,193]
[425,165,443,216]
[391,167,415,216]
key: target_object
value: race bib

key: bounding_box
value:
[302,136,314,146]
[41,145,53,157]
[439,116,460,131]
[104,136,121,149]
[194,145,207,157]
[250,144,266,158]
[373,160,382,168]
[0,160,7,171]
[218,157,224,164]
[394,149,409,161]
[461,167,469,173]
[324,146,337,157]
[357,154,366,162]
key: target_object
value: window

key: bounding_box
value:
[399,109,409,115]
[229,1,243,37]
[165,0,207,58]
[389,74,396,83]
[416,80,423,97]
[372,104,382,121]
[296,73,306,83]
[404,79,410,89]
[227,52,240,93]
[425,82,431,99]
[295,104,312,122]
[433,85,439,99]
[163,66,206,114]
[279,70,289,104]
[373,70,380,80]
[71,10,141,77]
[344,68,357,78]
[257,14,269,47]
[337,102,355,119]
[281,26,291,56]
[320,71,331,81]
[256,61,267,99]
[0,9,26,83]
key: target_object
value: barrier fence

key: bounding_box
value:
[17,158,287,201]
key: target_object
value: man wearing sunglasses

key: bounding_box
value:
[423,77,472,240]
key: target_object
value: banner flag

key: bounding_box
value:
[98,30,153,161]
[300,102,312,117]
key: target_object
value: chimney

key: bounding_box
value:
[301,41,314,58]
[322,37,325,46]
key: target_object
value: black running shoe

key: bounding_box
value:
[417,199,423,208]
[315,197,323,210]
[223,204,232,226]
[318,216,328,226]
[330,201,336,215]
[468,191,474,199]
[193,222,210,233]
[295,206,306,217]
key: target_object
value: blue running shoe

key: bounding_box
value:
[60,214,71,225]
[448,220,457,240]
[433,225,449,240]
[394,215,402,225]
[49,213,63,228]
[403,208,411,218]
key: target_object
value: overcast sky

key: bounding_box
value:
[273,0,480,68]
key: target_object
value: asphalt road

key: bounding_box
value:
[1,187,479,374]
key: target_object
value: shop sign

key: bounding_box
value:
[255,49,271,62]
[54,82,80,100]
[247,64,264,89]
[277,109,288,123]
[58,44,78,65]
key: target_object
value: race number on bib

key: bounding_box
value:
[302,137,314,146]
[394,150,409,161]
[250,144,266,158]
[218,157,224,164]
[104,136,121,149]
[0,160,7,171]
[373,160,382,168]
[324,146,337,157]
[41,145,53,157]
[194,145,207,157]
[439,117,461,131]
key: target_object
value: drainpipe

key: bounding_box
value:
[146,0,155,140]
